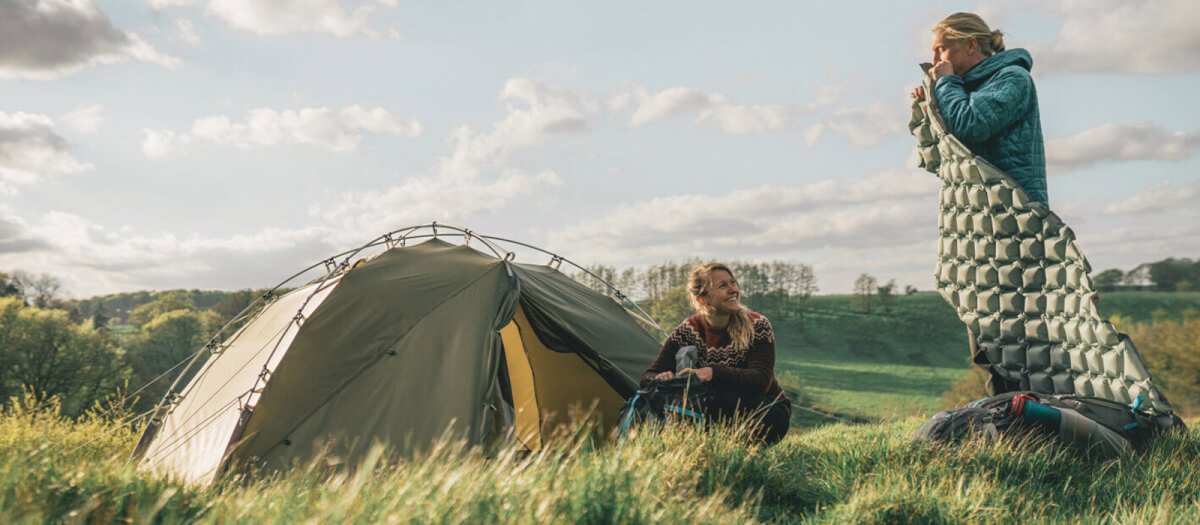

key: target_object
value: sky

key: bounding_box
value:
[1,0,1198,297]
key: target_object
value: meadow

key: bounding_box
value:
[3,394,1197,524]
[771,291,1200,423]
[3,290,1197,523]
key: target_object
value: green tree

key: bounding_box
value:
[1092,268,1124,292]
[127,308,219,411]
[11,271,63,309]
[853,274,877,313]
[1148,258,1198,291]
[0,297,129,416]
[647,285,694,331]
[127,290,196,327]
[0,272,22,298]
[877,279,897,313]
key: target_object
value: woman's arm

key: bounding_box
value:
[933,66,1034,144]
[641,332,683,387]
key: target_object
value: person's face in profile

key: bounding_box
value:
[931,29,978,75]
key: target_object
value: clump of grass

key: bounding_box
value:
[1,399,1197,524]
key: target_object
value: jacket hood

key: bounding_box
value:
[963,48,1033,84]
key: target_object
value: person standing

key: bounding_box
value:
[911,12,1048,208]
[911,13,1050,395]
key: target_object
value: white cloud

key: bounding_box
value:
[1104,179,1200,215]
[625,86,792,134]
[60,105,106,133]
[141,129,191,158]
[205,0,394,38]
[626,87,713,128]
[548,167,940,264]
[821,101,906,147]
[176,18,201,45]
[314,78,592,235]
[0,0,180,80]
[311,170,564,236]
[0,207,345,295]
[696,97,791,135]
[1033,0,1200,75]
[802,123,824,146]
[0,112,93,186]
[148,0,197,8]
[434,78,595,180]
[143,105,421,156]
[1046,123,1200,172]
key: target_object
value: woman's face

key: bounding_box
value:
[931,29,977,75]
[702,269,742,315]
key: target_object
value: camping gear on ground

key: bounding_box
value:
[131,224,662,485]
[675,345,698,373]
[616,374,791,444]
[912,391,1183,460]
[616,374,712,438]
[907,64,1183,444]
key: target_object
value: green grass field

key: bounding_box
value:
[771,291,1200,422]
[4,291,1197,523]
[4,400,1197,524]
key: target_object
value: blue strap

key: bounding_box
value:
[619,393,642,436]
[665,404,704,420]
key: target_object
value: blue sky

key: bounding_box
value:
[1,0,1197,296]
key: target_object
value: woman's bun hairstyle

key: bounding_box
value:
[989,29,1006,53]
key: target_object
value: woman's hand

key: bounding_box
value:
[654,371,675,380]
[678,367,714,382]
[910,85,926,101]
[931,60,954,80]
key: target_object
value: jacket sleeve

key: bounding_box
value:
[641,328,683,387]
[709,317,775,394]
[933,66,1033,144]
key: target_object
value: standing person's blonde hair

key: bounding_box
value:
[933,12,1005,56]
[687,263,753,350]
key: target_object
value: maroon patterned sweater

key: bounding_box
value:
[641,312,790,409]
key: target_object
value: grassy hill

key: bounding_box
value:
[4,400,1196,524]
[770,291,1200,423]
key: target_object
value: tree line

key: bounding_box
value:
[1093,257,1200,292]
[574,260,819,330]
[0,271,266,417]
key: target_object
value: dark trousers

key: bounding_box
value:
[706,386,791,445]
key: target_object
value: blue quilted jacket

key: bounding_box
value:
[934,49,1048,207]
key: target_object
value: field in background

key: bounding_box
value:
[771,291,1200,423]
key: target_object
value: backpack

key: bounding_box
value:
[616,374,712,439]
[912,391,1184,460]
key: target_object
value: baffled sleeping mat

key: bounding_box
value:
[906,64,1183,446]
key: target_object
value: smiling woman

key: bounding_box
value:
[640,262,792,444]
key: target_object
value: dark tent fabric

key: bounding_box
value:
[134,237,661,484]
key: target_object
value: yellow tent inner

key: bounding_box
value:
[498,306,625,450]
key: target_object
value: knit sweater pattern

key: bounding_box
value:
[641,312,789,408]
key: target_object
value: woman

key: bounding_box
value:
[641,263,791,444]
[911,12,1048,208]
[912,13,1046,396]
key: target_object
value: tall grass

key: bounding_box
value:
[2,399,1197,523]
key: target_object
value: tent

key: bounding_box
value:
[132,225,662,485]
[908,64,1179,427]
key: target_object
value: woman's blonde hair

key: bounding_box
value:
[934,12,1005,56]
[688,262,753,351]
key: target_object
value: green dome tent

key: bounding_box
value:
[132,224,662,485]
